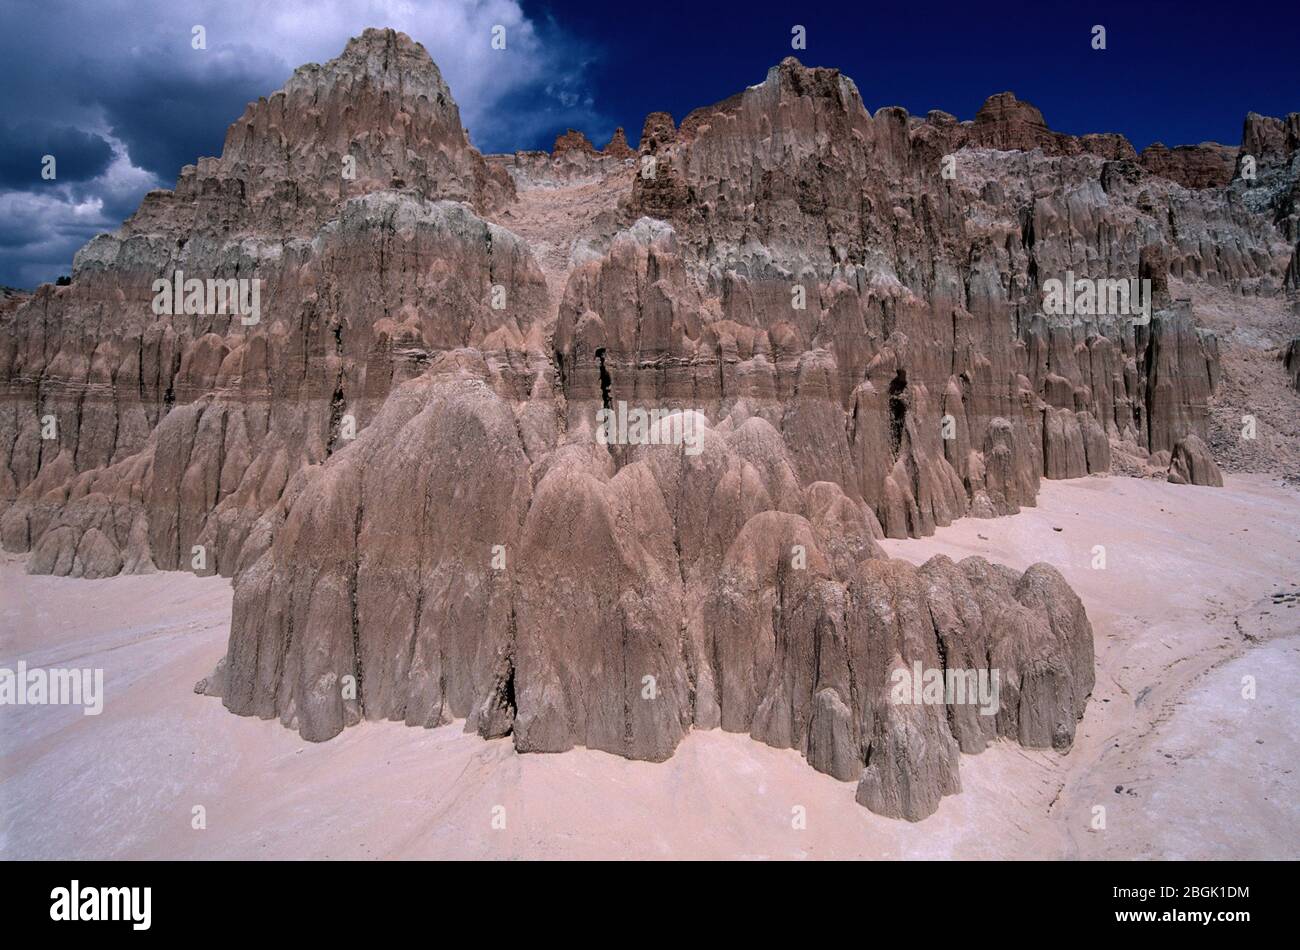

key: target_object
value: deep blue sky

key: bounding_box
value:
[2,0,1296,288]
[522,0,1298,151]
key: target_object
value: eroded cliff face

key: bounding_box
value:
[0,30,531,579]
[2,30,1296,818]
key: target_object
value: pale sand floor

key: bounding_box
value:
[2,474,1297,859]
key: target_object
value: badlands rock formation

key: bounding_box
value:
[1286,339,1300,392]
[1138,142,1237,190]
[2,29,1297,818]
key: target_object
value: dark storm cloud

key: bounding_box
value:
[91,45,288,183]
[0,195,106,286]
[0,123,116,189]
[0,217,41,250]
